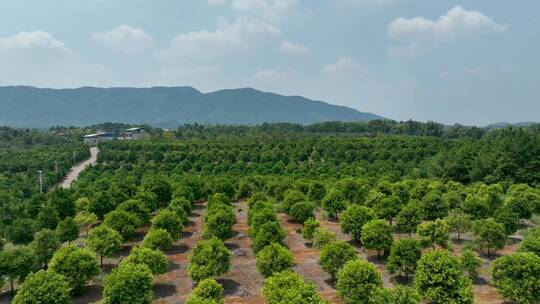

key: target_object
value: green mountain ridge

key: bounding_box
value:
[0,86,384,128]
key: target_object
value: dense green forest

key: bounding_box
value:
[0,121,539,304]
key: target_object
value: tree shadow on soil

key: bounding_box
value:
[0,292,13,304]
[473,276,489,286]
[225,243,240,251]
[167,244,190,255]
[73,285,104,304]
[217,279,241,296]
[323,278,336,288]
[347,239,362,249]
[118,244,133,257]
[366,253,387,265]
[479,251,504,261]
[153,283,177,300]
[182,231,194,238]
[102,263,117,275]
[129,230,146,242]
[168,261,181,272]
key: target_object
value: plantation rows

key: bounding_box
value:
[0,125,539,303]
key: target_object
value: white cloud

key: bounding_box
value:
[322,56,363,73]
[232,0,298,12]
[0,31,73,64]
[156,17,280,65]
[388,6,507,42]
[254,69,288,81]
[388,43,426,58]
[209,0,298,20]
[341,0,400,6]
[208,0,228,5]
[278,40,309,55]
[93,25,154,54]
[0,31,112,87]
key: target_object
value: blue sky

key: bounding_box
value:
[0,0,538,125]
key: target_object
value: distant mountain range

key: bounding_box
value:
[0,86,384,128]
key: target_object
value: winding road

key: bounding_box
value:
[60,146,99,189]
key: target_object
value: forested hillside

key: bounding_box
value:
[0,123,539,304]
[0,86,383,127]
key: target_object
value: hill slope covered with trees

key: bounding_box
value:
[0,86,383,127]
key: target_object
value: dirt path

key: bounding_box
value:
[278,213,341,303]
[154,202,206,304]
[60,146,99,189]
[222,201,265,304]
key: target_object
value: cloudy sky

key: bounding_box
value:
[0,1,538,125]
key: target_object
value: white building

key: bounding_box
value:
[83,132,115,144]
[124,127,146,140]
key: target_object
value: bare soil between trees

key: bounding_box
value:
[1,199,521,303]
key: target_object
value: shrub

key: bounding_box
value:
[312,227,336,249]
[86,225,123,267]
[31,229,60,268]
[387,238,422,281]
[103,210,138,241]
[203,208,235,240]
[170,196,193,215]
[282,190,307,212]
[414,250,473,304]
[322,189,347,219]
[519,229,540,257]
[6,218,34,245]
[417,219,449,249]
[152,209,183,239]
[302,218,321,241]
[396,201,422,235]
[252,221,287,254]
[49,245,100,294]
[0,246,37,294]
[186,278,224,304]
[249,208,277,237]
[336,259,382,304]
[289,201,315,224]
[473,218,508,257]
[446,210,472,242]
[319,241,358,281]
[263,270,328,304]
[340,205,376,241]
[256,243,294,277]
[494,206,520,235]
[56,217,80,244]
[117,199,151,227]
[491,252,540,304]
[308,182,326,203]
[188,238,231,282]
[124,245,168,274]
[12,270,70,304]
[104,262,153,304]
[208,193,231,208]
[459,248,483,279]
[142,228,173,252]
[360,219,393,259]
